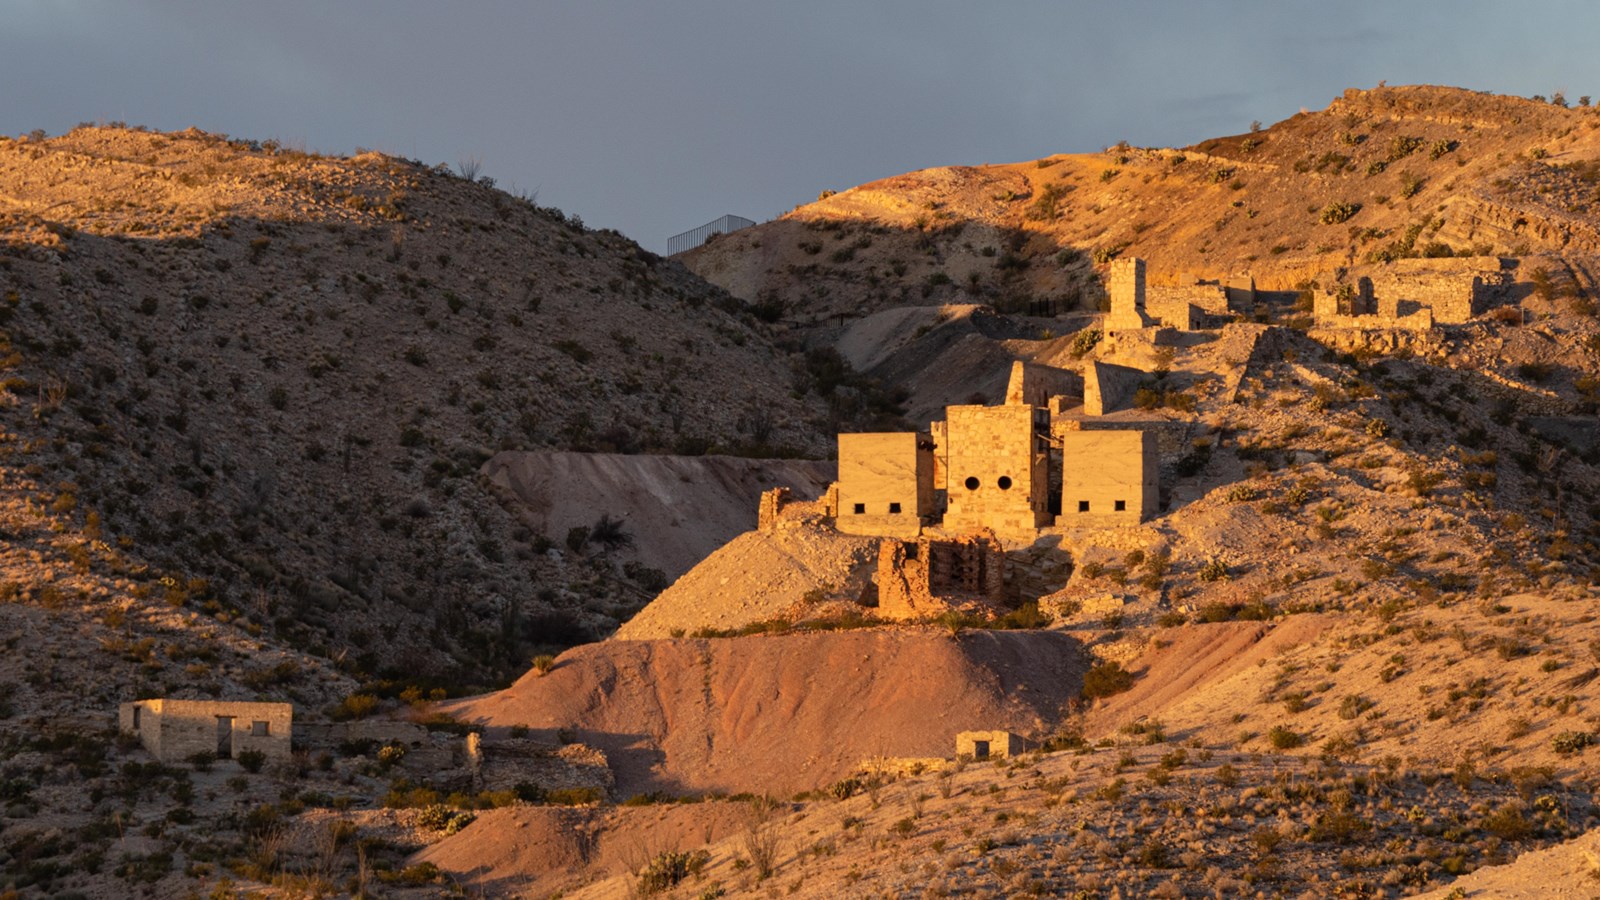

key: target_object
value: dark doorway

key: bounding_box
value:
[973,740,990,760]
[216,716,234,758]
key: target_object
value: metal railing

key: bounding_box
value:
[667,214,756,255]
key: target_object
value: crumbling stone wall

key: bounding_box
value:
[1314,259,1509,328]
[1004,360,1082,408]
[1083,360,1146,416]
[465,734,614,797]
[757,485,836,533]
[876,530,1005,620]
[120,699,293,764]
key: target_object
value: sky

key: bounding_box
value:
[6,1,1600,252]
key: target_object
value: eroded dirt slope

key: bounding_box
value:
[446,628,1086,797]
[482,451,835,579]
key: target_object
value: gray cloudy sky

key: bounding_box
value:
[6,1,1599,251]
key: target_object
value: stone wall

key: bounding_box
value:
[876,530,1006,620]
[941,404,1050,533]
[1083,360,1146,416]
[1314,259,1510,328]
[1057,427,1157,527]
[120,699,293,764]
[835,432,934,537]
[1106,257,1150,332]
[465,734,614,797]
[758,485,836,533]
[1004,360,1082,408]
[955,730,1026,760]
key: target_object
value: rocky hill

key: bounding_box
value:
[0,125,871,689]
[7,89,1600,899]
[684,84,1600,324]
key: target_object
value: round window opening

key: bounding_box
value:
[964,476,980,491]
[997,475,1013,491]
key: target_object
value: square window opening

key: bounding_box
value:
[1114,500,1127,512]
[888,502,902,514]
[1077,500,1089,513]
[251,721,270,737]
[852,503,866,515]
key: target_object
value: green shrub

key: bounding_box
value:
[1267,726,1305,750]
[1319,202,1361,225]
[236,749,266,773]
[1082,662,1135,700]
[638,849,709,895]
[1552,731,1594,756]
[331,693,380,721]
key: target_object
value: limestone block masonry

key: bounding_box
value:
[942,405,1050,534]
[1057,428,1157,527]
[955,730,1026,760]
[836,432,934,538]
[120,699,293,764]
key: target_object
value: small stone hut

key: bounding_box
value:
[120,699,293,764]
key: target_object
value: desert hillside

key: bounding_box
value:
[6,87,1600,900]
[685,85,1600,325]
[0,125,884,688]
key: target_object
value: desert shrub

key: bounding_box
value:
[531,654,556,675]
[997,601,1052,629]
[1481,803,1533,840]
[1267,726,1305,750]
[331,693,379,721]
[638,849,709,895]
[1337,695,1375,720]
[1082,662,1135,700]
[1320,202,1361,225]
[1069,328,1103,358]
[236,749,266,773]
[1551,731,1594,756]
[1198,557,1230,582]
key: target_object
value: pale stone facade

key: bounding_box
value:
[1106,257,1152,332]
[1057,428,1158,527]
[955,730,1025,760]
[941,404,1051,534]
[120,699,293,764]
[835,432,934,538]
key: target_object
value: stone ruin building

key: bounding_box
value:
[746,356,1168,619]
[876,529,1006,620]
[120,699,293,764]
[1106,257,1254,335]
[828,360,1160,542]
[1312,257,1511,330]
[956,730,1026,760]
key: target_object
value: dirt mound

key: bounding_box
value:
[445,629,1086,797]
[482,451,834,579]
[412,803,749,898]
[612,527,879,640]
